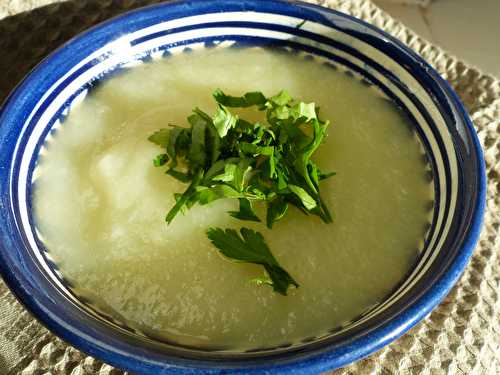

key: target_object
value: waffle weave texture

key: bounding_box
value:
[0,1,498,374]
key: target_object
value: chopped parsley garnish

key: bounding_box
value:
[149,89,334,295]
[207,227,298,295]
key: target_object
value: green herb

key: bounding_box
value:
[229,198,261,222]
[207,227,298,295]
[149,89,335,295]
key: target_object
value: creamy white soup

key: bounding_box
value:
[33,46,433,350]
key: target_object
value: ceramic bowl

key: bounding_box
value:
[0,0,486,373]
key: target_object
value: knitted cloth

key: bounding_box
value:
[0,1,498,374]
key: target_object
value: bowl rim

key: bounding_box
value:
[0,0,486,373]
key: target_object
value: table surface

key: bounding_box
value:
[374,0,500,78]
[0,1,498,374]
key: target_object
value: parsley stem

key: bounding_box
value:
[165,169,204,224]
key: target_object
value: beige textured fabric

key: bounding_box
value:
[0,1,498,374]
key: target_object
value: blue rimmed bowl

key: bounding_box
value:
[0,0,486,373]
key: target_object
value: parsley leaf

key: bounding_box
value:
[290,102,317,122]
[319,171,336,181]
[269,90,292,106]
[148,89,336,296]
[166,126,190,168]
[212,162,251,192]
[194,184,243,205]
[213,88,267,108]
[148,129,170,148]
[213,104,238,137]
[206,227,298,295]
[153,153,169,167]
[266,196,288,229]
[229,198,261,222]
[288,184,317,210]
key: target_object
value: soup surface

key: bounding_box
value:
[33,46,433,350]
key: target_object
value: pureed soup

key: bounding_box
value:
[33,46,434,350]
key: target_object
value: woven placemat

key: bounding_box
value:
[0,1,498,374]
